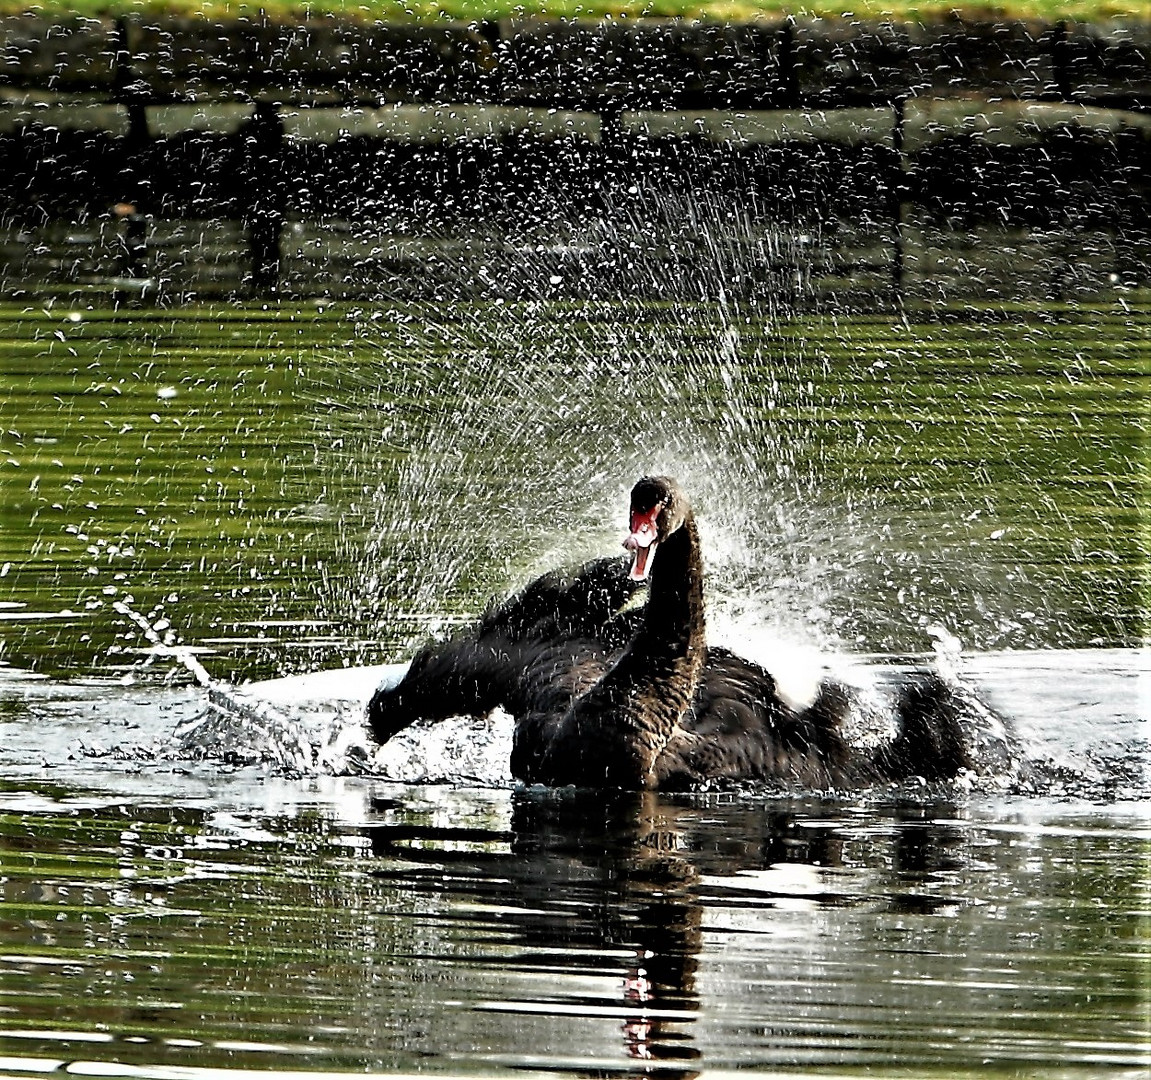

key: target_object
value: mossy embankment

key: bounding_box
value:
[1,1,1149,23]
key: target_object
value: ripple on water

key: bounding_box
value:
[0,775,1145,1077]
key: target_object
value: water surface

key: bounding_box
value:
[0,297,1147,1079]
[0,748,1147,1078]
[1,299,1144,678]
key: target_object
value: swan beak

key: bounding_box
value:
[625,506,660,582]
[627,538,657,581]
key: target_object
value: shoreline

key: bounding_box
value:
[0,12,1147,303]
[0,13,1147,106]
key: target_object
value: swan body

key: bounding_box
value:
[367,477,1016,790]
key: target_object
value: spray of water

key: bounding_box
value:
[158,173,1141,788]
[288,184,919,734]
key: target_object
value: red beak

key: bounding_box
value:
[624,504,661,582]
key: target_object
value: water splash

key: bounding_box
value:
[305,188,864,667]
[166,647,1147,804]
[145,184,1142,786]
[105,580,1145,803]
[172,661,514,785]
[111,600,216,689]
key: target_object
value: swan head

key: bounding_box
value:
[624,475,690,582]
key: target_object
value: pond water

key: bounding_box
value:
[0,294,1148,1078]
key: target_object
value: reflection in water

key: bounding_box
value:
[0,779,1147,1075]
[0,301,1144,682]
[361,788,1070,1072]
[367,790,706,1070]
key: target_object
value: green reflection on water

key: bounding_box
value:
[0,298,1146,681]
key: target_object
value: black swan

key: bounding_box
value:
[367,476,1016,790]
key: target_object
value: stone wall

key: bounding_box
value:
[0,15,1147,304]
[2,14,1148,106]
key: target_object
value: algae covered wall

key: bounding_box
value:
[0,14,1148,302]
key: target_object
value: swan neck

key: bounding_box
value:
[537,508,706,788]
[643,513,705,649]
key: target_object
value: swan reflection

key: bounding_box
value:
[362,788,975,1071]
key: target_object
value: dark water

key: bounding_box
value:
[0,754,1147,1078]
[0,297,1148,1078]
